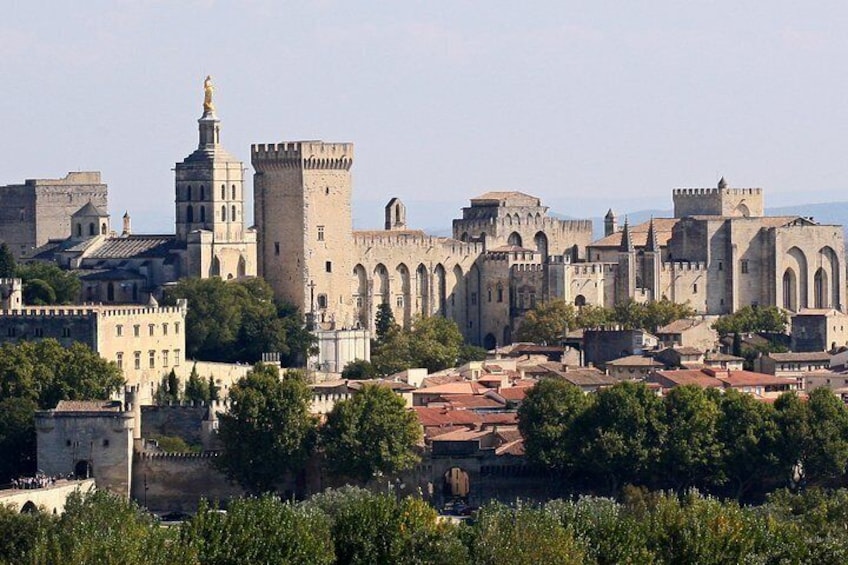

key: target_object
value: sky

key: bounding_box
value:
[2,1,848,233]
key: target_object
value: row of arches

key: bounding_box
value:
[458,231,550,259]
[353,262,474,332]
[185,205,240,224]
[210,255,248,280]
[183,184,239,202]
[781,246,841,311]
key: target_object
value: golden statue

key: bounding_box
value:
[203,75,215,114]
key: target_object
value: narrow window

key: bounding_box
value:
[326,261,332,273]
[317,294,328,309]
[693,283,698,293]
[162,323,168,335]
[232,205,236,221]
[62,328,70,337]
[162,350,169,367]
[274,242,280,256]
[175,322,180,334]
[133,324,140,337]
[200,206,206,222]
[221,205,227,221]
[488,288,492,302]
[134,352,141,370]
[232,185,236,199]
[718,261,723,271]
[148,324,155,336]
[741,260,749,274]
[116,324,123,337]
[317,226,325,241]
[397,295,403,308]
[116,352,123,370]
[497,285,504,303]
[34,328,44,337]
[221,185,226,200]
[174,349,181,366]
[148,350,155,369]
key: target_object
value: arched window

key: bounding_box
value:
[186,205,194,223]
[186,185,192,200]
[317,294,328,309]
[221,185,226,199]
[200,206,206,223]
[231,205,236,221]
[232,184,237,199]
[76,223,82,237]
[200,185,205,200]
[101,223,106,235]
[221,205,226,221]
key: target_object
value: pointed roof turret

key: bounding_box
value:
[605,208,616,219]
[619,217,634,252]
[645,217,659,252]
[718,176,728,189]
[72,201,107,218]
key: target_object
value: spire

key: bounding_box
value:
[718,176,728,189]
[604,208,617,237]
[619,217,634,252]
[645,217,659,252]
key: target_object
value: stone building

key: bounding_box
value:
[26,78,256,302]
[251,137,595,350]
[0,171,108,260]
[563,179,846,316]
[0,287,188,404]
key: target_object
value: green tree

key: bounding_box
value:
[518,378,591,473]
[773,392,810,486]
[182,496,335,565]
[575,304,613,329]
[515,299,575,344]
[0,340,123,481]
[374,302,397,341]
[407,315,464,372]
[321,384,422,482]
[457,344,488,364]
[643,298,696,332]
[30,490,188,565]
[184,364,210,404]
[0,242,16,278]
[467,502,586,565]
[208,375,219,402]
[717,389,779,499]
[216,365,318,494]
[576,381,666,492]
[341,359,378,380]
[162,277,315,364]
[805,387,848,485]
[611,299,648,330]
[16,262,80,304]
[712,305,788,336]
[306,487,466,564]
[660,386,724,490]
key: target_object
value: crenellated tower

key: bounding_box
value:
[252,141,355,329]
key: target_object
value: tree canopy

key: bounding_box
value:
[321,383,422,482]
[161,277,316,364]
[16,262,80,305]
[0,339,124,481]
[0,243,16,278]
[712,305,788,336]
[216,364,318,494]
[371,314,465,375]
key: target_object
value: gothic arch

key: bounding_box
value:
[819,246,841,309]
[815,268,828,309]
[237,255,246,278]
[483,333,497,350]
[507,232,523,247]
[785,247,808,310]
[88,222,95,236]
[460,232,469,242]
[100,223,107,235]
[221,205,227,221]
[416,263,429,316]
[374,264,390,304]
[353,264,368,328]
[396,263,411,327]
[200,206,206,223]
[210,256,221,277]
[534,231,549,262]
[783,268,797,311]
[575,294,586,307]
[735,203,751,217]
[434,264,447,316]
[186,205,194,223]
[451,265,465,332]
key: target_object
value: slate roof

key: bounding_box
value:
[85,235,179,259]
[72,201,107,217]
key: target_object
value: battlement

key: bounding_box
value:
[25,171,103,187]
[661,261,707,272]
[567,263,617,275]
[353,232,483,255]
[137,451,221,460]
[672,187,762,197]
[251,141,353,171]
[0,303,186,318]
[512,264,545,273]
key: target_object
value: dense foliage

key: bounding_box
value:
[161,277,316,364]
[370,312,465,375]
[712,305,788,336]
[8,487,848,564]
[321,384,422,482]
[16,262,81,305]
[0,340,124,481]
[0,243,15,278]
[216,364,318,494]
[519,380,848,499]
[516,298,696,344]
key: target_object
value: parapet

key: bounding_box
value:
[251,141,354,171]
[25,171,103,186]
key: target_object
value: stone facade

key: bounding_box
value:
[0,298,188,405]
[0,172,107,259]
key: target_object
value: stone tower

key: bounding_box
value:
[252,141,355,328]
[174,77,256,279]
[604,208,617,237]
[385,198,407,231]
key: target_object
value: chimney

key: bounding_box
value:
[122,211,131,236]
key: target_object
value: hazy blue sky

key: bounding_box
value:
[2,1,848,233]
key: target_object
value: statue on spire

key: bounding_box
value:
[203,75,215,115]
